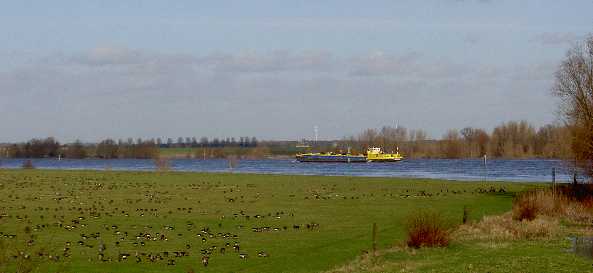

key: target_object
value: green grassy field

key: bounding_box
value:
[158,148,195,158]
[0,170,588,272]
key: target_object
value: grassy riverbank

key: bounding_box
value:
[0,170,588,272]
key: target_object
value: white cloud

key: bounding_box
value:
[0,47,559,141]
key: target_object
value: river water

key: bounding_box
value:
[0,158,581,183]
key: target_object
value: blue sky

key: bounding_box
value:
[0,0,592,141]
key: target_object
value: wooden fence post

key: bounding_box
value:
[372,223,377,257]
[552,167,556,199]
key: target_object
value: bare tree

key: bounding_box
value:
[553,35,593,179]
[489,121,535,158]
[97,139,119,159]
[358,128,378,148]
[409,129,428,158]
[460,127,477,157]
[65,140,87,159]
[441,129,462,158]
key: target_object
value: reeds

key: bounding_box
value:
[455,212,559,241]
[512,186,593,224]
[456,185,593,242]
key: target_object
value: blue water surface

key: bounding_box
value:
[0,158,581,183]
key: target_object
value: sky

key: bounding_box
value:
[0,0,592,142]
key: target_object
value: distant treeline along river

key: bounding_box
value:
[0,120,575,160]
[0,158,581,183]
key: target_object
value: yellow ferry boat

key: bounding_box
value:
[366,147,403,162]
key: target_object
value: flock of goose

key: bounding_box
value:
[0,172,507,270]
[0,173,329,269]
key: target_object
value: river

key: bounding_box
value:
[0,158,582,183]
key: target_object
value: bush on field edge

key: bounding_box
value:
[405,210,450,248]
[21,160,34,169]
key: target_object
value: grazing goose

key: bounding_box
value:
[257,251,269,258]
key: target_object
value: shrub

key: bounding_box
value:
[512,196,538,221]
[153,157,171,172]
[405,210,450,248]
[21,160,34,169]
[512,190,567,221]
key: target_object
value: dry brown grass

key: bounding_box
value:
[455,186,593,244]
[455,212,560,241]
[513,196,538,221]
[512,190,564,220]
[512,187,593,224]
[323,248,419,273]
[405,210,450,248]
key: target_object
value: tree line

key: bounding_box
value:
[0,125,572,160]
[1,138,157,159]
[0,136,259,159]
[339,120,572,159]
[0,124,576,160]
[158,137,258,148]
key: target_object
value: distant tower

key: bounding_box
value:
[314,125,319,143]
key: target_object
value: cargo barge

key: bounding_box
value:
[296,147,403,163]
[295,152,367,163]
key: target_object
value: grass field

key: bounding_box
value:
[0,170,589,272]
